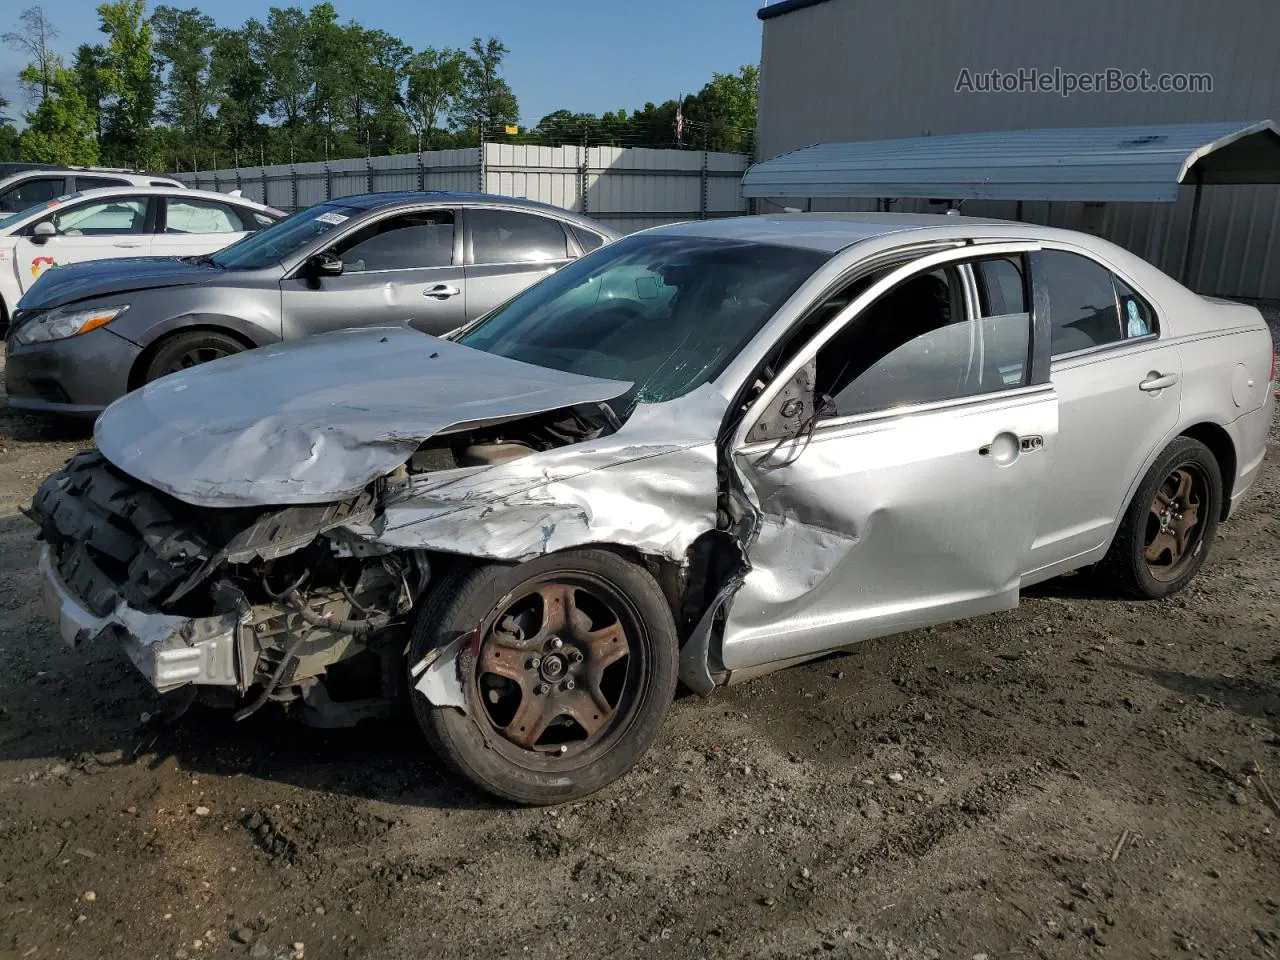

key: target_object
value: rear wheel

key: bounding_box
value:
[143,330,246,383]
[409,549,678,804]
[1097,436,1223,598]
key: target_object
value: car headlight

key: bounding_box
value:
[13,305,129,345]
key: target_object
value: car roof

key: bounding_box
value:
[326,191,620,235]
[0,169,182,188]
[55,185,280,211]
[648,212,1015,253]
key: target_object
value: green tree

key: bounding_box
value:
[0,93,18,161]
[260,7,309,133]
[209,22,268,160]
[453,36,518,138]
[688,64,757,152]
[403,47,466,150]
[4,6,59,103]
[98,0,159,165]
[72,43,109,145]
[18,65,99,164]
[152,5,217,144]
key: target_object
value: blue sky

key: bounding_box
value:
[2,0,764,127]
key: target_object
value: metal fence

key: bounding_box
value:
[175,143,751,233]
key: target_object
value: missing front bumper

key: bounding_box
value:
[39,545,251,693]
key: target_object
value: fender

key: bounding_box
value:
[125,312,282,351]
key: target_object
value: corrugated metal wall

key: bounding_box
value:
[178,145,750,234]
[755,0,1280,299]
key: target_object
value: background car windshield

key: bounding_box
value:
[456,234,826,404]
[211,203,357,269]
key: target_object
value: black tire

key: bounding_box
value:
[408,549,678,805]
[1097,436,1223,599]
[143,330,246,383]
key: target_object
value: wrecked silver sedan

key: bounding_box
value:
[29,213,1276,804]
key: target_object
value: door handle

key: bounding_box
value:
[423,283,460,300]
[1138,372,1179,392]
[113,242,144,249]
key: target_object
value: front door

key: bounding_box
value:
[280,209,466,339]
[15,194,156,292]
[720,248,1057,671]
[461,207,577,321]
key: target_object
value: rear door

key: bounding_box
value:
[461,207,577,321]
[13,194,156,292]
[156,195,251,258]
[721,244,1057,671]
[1019,248,1183,580]
[279,208,465,338]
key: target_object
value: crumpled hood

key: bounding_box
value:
[94,326,632,508]
[19,256,226,312]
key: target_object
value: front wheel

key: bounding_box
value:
[1097,436,1223,599]
[409,549,678,804]
[143,330,246,383]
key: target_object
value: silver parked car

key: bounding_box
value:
[5,192,619,415]
[29,213,1275,804]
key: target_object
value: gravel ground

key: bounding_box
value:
[0,328,1277,960]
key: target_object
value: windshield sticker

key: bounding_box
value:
[314,211,349,226]
[30,255,57,279]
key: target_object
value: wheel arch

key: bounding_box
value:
[127,322,259,391]
[1178,421,1236,520]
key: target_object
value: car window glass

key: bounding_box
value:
[334,211,454,272]
[0,176,63,212]
[1039,250,1122,356]
[816,262,1030,418]
[469,209,568,264]
[52,197,148,235]
[210,202,358,270]
[74,176,130,190]
[571,225,606,253]
[1114,276,1156,339]
[972,256,1032,387]
[165,198,242,234]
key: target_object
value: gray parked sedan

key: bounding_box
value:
[28,213,1275,804]
[4,192,618,415]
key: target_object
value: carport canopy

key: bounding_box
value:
[741,121,1280,203]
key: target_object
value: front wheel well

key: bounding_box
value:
[1179,422,1236,519]
[128,325,258,391]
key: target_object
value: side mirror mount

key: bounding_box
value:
[306,252,344,280]
[31,221,56,244]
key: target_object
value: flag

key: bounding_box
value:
[675,96,684,148]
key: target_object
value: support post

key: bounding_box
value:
[1015,200,1024,221]
[366,156,374,195]
[578,142,588,215]
[1180,177,1204,288]
[417,152,425,192]
[290,165,298,211]
[477,143,487,193]
[700,150,709,219]
[325,163,332,201]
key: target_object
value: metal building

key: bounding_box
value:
[754,0,1280,299]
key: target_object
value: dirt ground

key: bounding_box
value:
[0,339,1277,960]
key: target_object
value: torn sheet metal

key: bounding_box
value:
[94,327,632,508]
[355,387,726,564]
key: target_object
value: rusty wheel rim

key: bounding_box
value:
[1143,463,1208,583]
[471,574,638,760]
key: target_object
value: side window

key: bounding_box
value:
[73,176,131,190]
[1038,250,1123,356]
[1114,276,1156,338]
[571,225,606,254]
[50,197,149,235]
[242,209,279,231]
[333,211,454,272]
[164,198,243,234]
[469,209,569,264]
[815,259,1030,418]
[973,257,1032,388]
[0,176,65,212]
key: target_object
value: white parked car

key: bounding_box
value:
[0,186,284,327]
[0,167,185,214]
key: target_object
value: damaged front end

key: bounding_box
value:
[30,450,423,724]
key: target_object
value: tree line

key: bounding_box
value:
[0,3,758,171]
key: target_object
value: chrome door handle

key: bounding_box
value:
[423,283,460,300]
[113,242,144,248]
[1139,372,1179,392]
